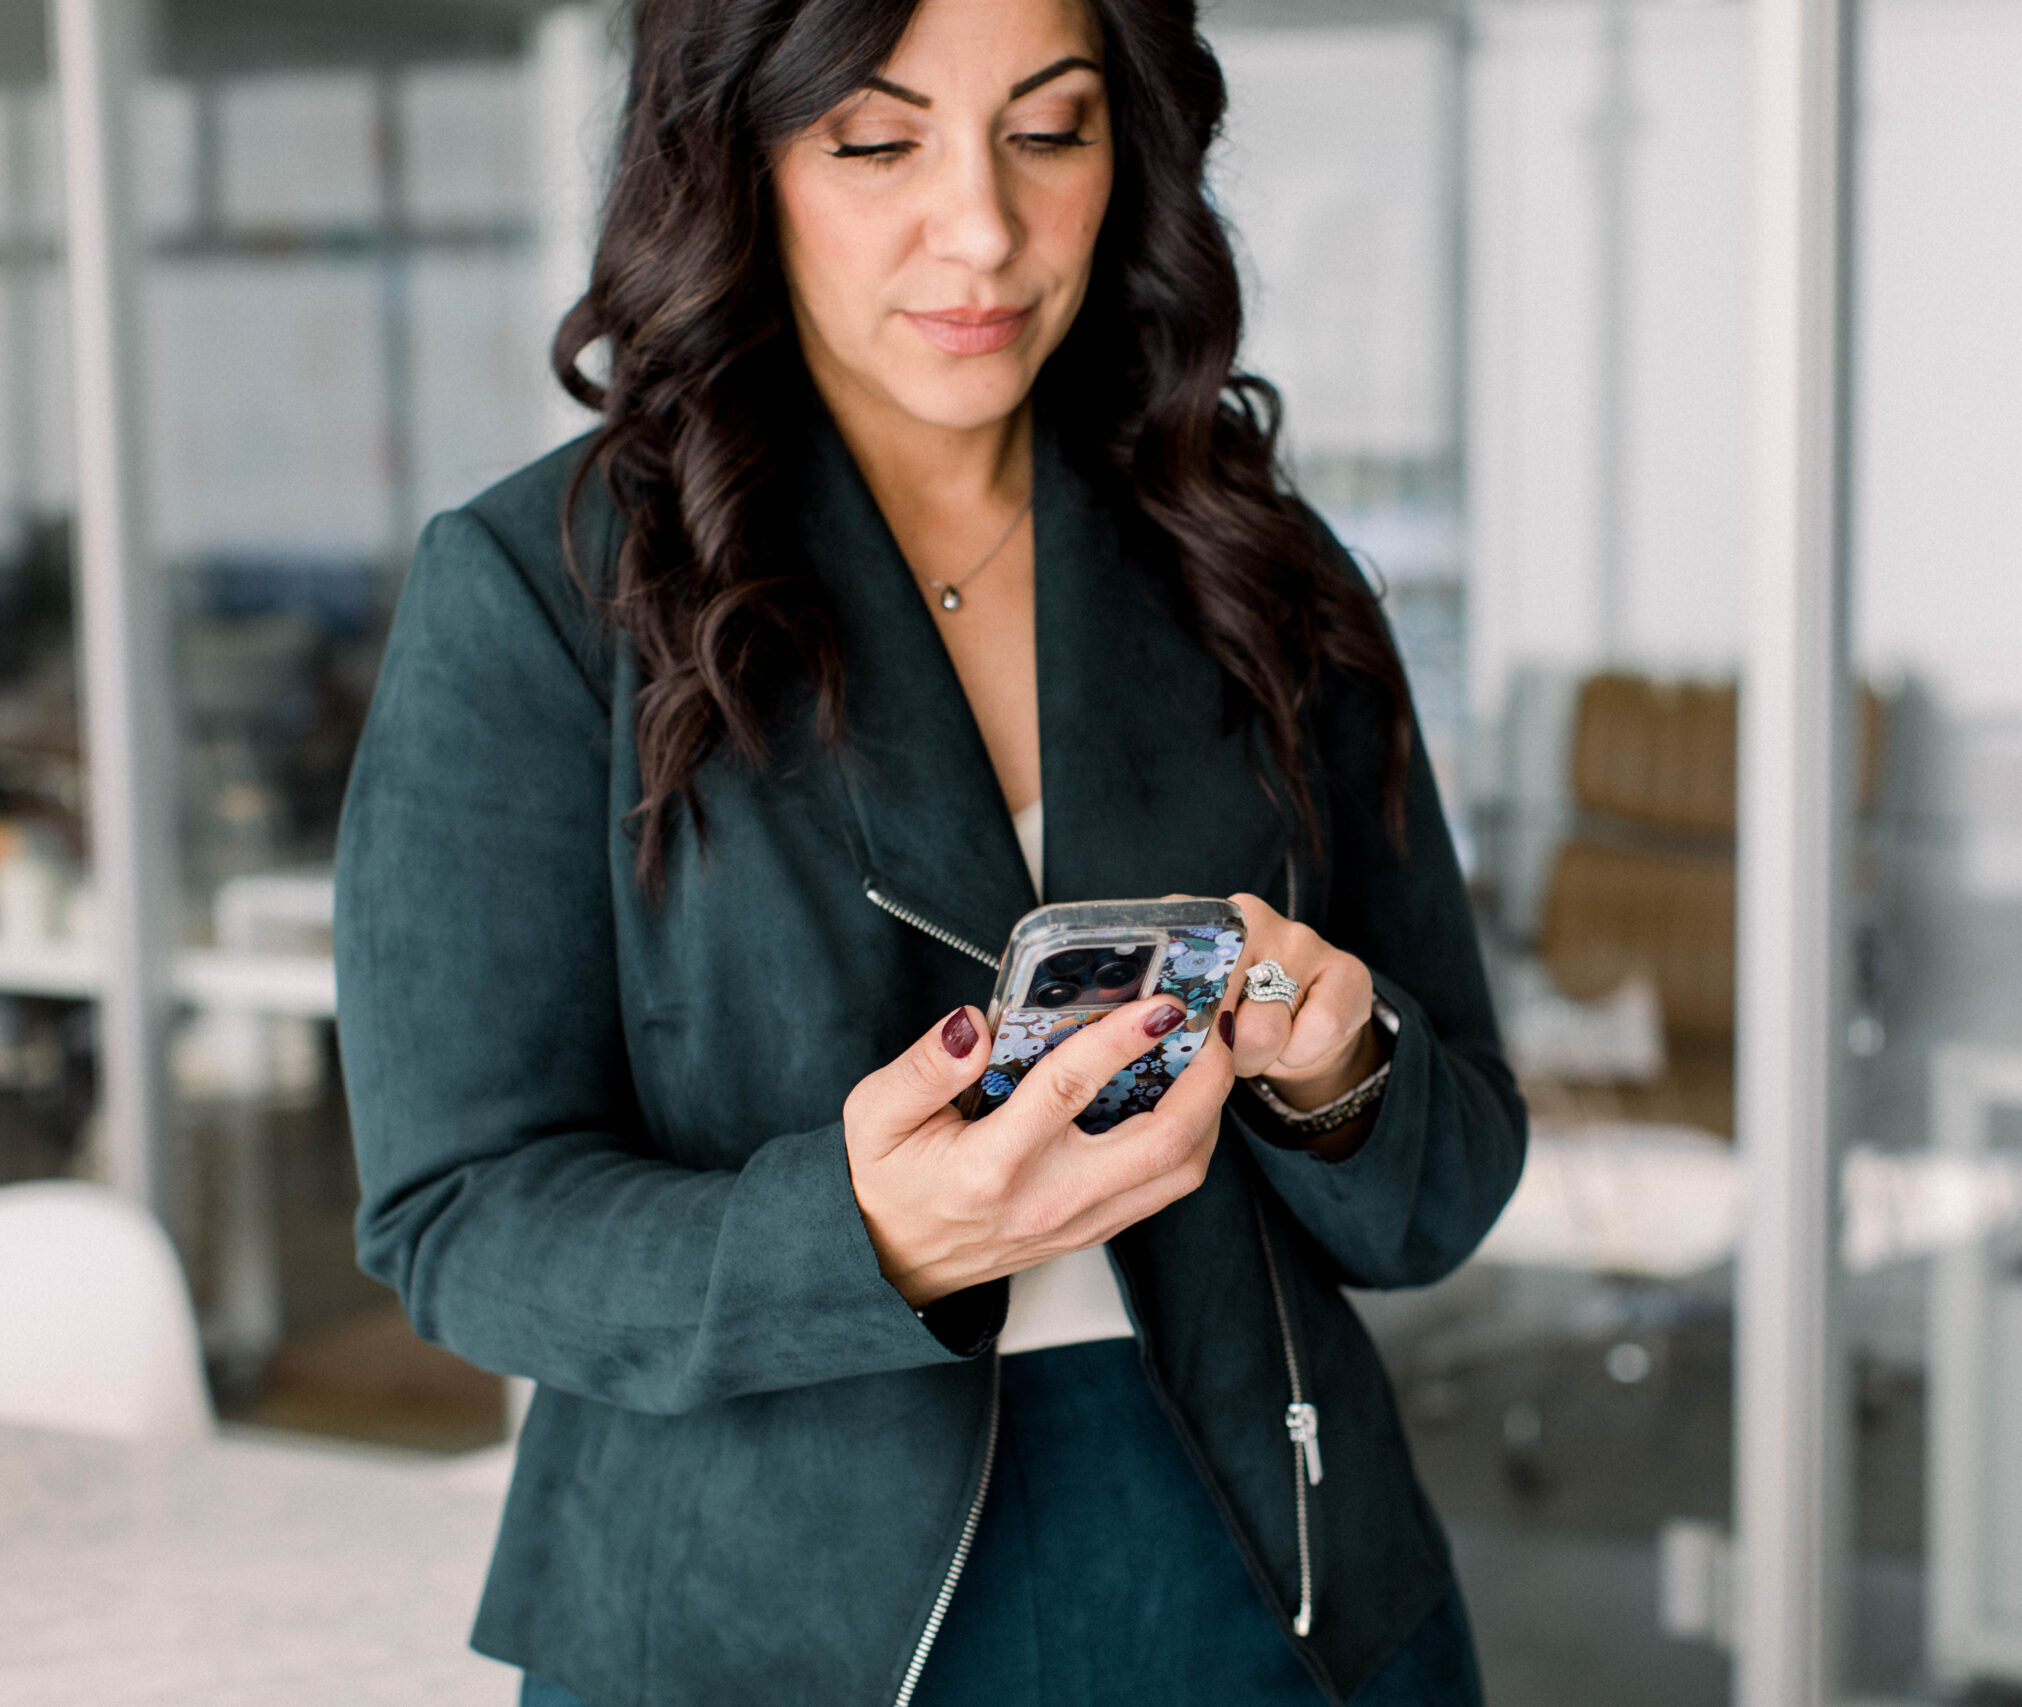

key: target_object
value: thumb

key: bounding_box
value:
[844,1006,992,1152]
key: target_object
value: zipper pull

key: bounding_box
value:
[1286,1402,1323,1486]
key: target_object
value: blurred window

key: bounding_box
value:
[398,63,529,227]
[134,81,199,239]
[219,73,379,231]
[147,259,395,561]
[1836,0,2022,1698]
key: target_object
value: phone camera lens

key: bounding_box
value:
[1092,953,1145,989]
[1031,979,1080,1009]
[1039,950,1093,981]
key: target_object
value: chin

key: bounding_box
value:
[881,360,1042,433]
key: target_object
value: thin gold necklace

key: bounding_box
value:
[914,496,1032,613]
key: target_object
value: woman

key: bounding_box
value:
[335,0,1525,1701]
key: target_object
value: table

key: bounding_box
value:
[0,1423,519,1706]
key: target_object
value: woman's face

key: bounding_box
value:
[772,0,1113,435]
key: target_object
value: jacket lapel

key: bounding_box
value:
[1032,428,1288,909]
[798,407,1290,964]
[797,412,1038,957]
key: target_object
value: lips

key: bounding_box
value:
[902,307,1033,356]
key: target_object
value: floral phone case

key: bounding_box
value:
[958,899,1246,1135]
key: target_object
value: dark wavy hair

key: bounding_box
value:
[557,0,1412,894]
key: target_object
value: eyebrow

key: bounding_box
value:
[862,55,1103,110]
[864,75,931,108]
[1009,55,1103,99]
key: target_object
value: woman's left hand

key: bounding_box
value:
[1223,891,1386,1117]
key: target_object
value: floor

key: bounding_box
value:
[1453,1524,1730,1707]
[1392,1288,1940,1705]
[1,1421,518,1707]
[1451,1525,1936,1707]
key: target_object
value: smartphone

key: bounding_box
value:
[957,898,1247,1134]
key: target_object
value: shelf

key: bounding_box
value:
[0,943,101,1001]
[0,946,336,1017]
[175,950,336,1018]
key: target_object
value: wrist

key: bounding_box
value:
[1249,995,1401,1154]
[1259,996,1396,1112]
[872,1238,944,1311]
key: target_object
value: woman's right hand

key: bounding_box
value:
[844,998,1234,1309]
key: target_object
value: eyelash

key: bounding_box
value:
[827,132,1094,165]
[1014,131,1095,157]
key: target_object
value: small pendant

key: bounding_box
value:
[939,587,963,612]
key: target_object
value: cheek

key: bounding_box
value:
[1028,156,1113,287]
[775,163,903,337]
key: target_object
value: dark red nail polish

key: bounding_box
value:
[1143,1004,1186,1039]
[942,1009,978,1059]
[1218,1011,1234,1048]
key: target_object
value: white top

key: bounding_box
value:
[996,798,1137,1356]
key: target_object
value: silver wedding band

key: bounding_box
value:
[1243,959,1301,1008]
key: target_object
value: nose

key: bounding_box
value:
[922,136,1021,274]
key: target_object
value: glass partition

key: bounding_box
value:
[1830,0,2022,1697]
[0,2,95,1189]
[1209,0,1753,1697]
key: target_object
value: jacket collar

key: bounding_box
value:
[796,404,1289,964]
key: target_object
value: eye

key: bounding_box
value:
[828,140,917,164]
[1009,130,1095,157]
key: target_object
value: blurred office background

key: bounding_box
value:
[0,0,2017,1703]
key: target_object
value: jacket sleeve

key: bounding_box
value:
[336,507,984,1418]
[1232,642,1528,1292]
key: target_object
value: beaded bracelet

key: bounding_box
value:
[1248,996,1401,1136]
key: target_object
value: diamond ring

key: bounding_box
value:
[1243,959,1301,1007]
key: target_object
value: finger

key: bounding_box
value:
[1225,891,1285,983]
[1049,1121,1223,1249]
[1223,893,1303,1030]
[1226,890,1283,933]
[1270,960,1373,1078]
[994,996,1190,1147]
[843,1006,991,1150]
[1132,1017,1237,1131]
[1225,893,1313,1077]
[1229,993,1293,1079]
[1043,1026,1235,1212]
[1093,1121,1223,1228]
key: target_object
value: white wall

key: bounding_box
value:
[1211,25,1457,466]
[1466,0,2022,725]
[1466,0,1750,724]
[1853,0,2022,719]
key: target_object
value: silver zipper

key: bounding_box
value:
[864,883,999,968]
[865,881,1003,1705]
[893,1360,1001,1707]
[1253,1195,1320,1639]
[1284,850,1300,924]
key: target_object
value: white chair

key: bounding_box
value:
[0,1181,213,1441]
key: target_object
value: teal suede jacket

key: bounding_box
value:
[334,409,1526,1707]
